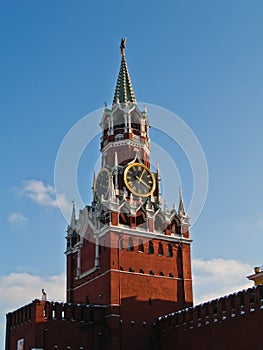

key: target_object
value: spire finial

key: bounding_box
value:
[120,37,126,56]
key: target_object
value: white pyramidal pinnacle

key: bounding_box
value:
[123,187,127,200]
[92,171,96,201]
[178,186,186,216]
[114,152,119,192]
[70,200,76,228]
[93,171,96,188]
[146,199,151,210]
[115,152,118,167]
[156,161,162,206]
[109,176,116,202]
[130,193,134,206]
[164,200,170,215]
[156,162,160,178]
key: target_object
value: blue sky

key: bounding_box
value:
[1,0,263,346]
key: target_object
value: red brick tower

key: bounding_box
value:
[65,38,193,350]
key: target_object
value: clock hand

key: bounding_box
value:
[135,176,151,189]
[139,169,146,180]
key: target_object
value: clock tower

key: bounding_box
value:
[65,39,193,350]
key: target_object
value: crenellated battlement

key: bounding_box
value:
[158,284,263,332]
[6,302,33,328]
[6,299,105,329]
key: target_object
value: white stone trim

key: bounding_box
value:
[77,266,98,280]
[96,226,192,244]
[102,138,150,155]
[105,313,120,318]
[70,268,192,291]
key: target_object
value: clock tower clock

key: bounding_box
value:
[65,39,193,350]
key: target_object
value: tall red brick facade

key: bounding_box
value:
[5,40,263,350]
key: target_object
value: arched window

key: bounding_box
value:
[119,209,129,225]
[171,222,177,234]
[158,242,164,256]
[169,272,174,278]
[138,239,144,252]
[168,244,173,257]
[71,231,79,247]
[139,269,144,274]
[129,267,134,272]
[148,241,154,254]
[128,237,134,251]
[131,113,140,131]
[159,271,164,276]
[149,270,154,275]
[154,215,163,232]
[114,113,125,128]
[136,210,145,226]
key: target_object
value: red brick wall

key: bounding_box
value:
[6,300,105,350]
[103,144,149,168]
[158,285,263,350]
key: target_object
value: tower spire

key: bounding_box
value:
[113,38,136,106]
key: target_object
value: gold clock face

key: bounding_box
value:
[124,162,156,197]
[94,168,110,200]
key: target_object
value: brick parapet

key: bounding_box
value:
[6,299,105,329]
[158,284,263,333]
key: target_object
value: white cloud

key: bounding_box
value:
[0,272,65,348]
[192,258,253,305]
[19,179,70,212]
[8,212,28,225]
